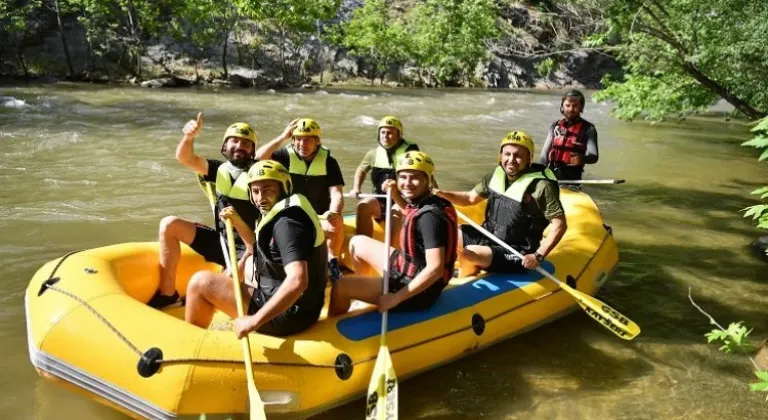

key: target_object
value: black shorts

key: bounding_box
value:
[188,224,246,266]
[461,225,525,273]
[386,250,445,311]
[247,288,319,336]
[550,165,583,182]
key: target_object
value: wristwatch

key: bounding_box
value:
[534,252,545,262]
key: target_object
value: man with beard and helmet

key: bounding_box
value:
[149,113,260,309]
[349,116,421,241]
[434,131,567,277]
[184,160,328,337]
[254,118,346,282]
[329,151,457,315]
[540,89,599,181]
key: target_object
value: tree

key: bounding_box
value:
[0,0,44,79]
[340,0,410,84]
[407,0,498,86]
[590,0,768,121]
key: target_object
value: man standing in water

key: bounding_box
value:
[435,131,567,277]
[185,160,328,337]
[540,89,599,181]
[149,113,261,309]
[254,118,346,282]
[348,116,420,241]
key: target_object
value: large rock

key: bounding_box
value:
[752,236,768,260]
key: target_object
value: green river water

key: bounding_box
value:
[1,84,767,419]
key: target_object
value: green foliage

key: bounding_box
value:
[594,72,716,122]
[750,371,768,400]
[534,57,556,79]
[407,0,498,86]
[705,322,755,354]
[339,0,409,82]
[741,116,768,234]
[593,0,768,121]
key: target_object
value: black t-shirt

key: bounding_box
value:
[416,211,449,250]
[204,159,260,230]
[271,147,345,214]
[265,206,315,265]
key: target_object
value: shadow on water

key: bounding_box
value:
[313,319,654,420]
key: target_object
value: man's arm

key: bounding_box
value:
[582,124,599,164]
[433,189,483,207]
[176,112,209,175]
[540,122,556,165]
[349,150,375,196]
[381,247,443,312]
[254,119,298,161]
[536,215,567,257]
[236,260,308,337]
[327,185,344,215]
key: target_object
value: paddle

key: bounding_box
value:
[557,179,625,185]
[365,188,398,420]
[198,177,266,419]
[455,210,641,341]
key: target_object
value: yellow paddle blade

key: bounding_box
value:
[366,346,398,420]
[196,175,217,208]
[248,379,266,420]
[563,283,641,340]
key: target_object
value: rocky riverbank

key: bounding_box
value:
[0,1,620,90]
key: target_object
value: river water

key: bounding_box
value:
[1,84,767,419]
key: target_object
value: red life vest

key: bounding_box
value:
[548,119,586,166]
[392,195,458,284]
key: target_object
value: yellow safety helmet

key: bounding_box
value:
[222,122,257,144]
[378,116,404,138]
[247,160,292,196]
[396,151,435,187]
[499,130,535,157]
[292,118,321,138]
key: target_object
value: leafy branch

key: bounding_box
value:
[688,289,768,399]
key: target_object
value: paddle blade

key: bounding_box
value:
[568,286,641,340]
[366,346,398,420]
[248,381,266,420]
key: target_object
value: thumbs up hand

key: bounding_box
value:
[183,112,204,139]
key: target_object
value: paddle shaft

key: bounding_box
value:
[455,211,562,286]
[203,181,265,419]
[557,179,625,185]
[455,209,640,340]
[380,189,392,345]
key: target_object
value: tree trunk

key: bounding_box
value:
[17,50,30,80]
[682,62,765,120]
[221,32,229,78]
[54,0,76,78]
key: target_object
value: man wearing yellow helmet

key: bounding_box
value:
[254,118,346,282]
[329,152,457,314]
[349,116,420,241]
[434,131,567,276]
[185,160,328,337]
[150,112,261,309]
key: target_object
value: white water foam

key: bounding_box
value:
[314,90,329,95]
[1,96,29,109]
[356,115,378,126]
[43,179,98,187]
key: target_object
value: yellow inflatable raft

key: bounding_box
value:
[25,188,618,419]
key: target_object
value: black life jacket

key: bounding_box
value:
[482,164,557,253]
[392,194,458,284]
[370,140,418,194]
[253,194,328,318]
